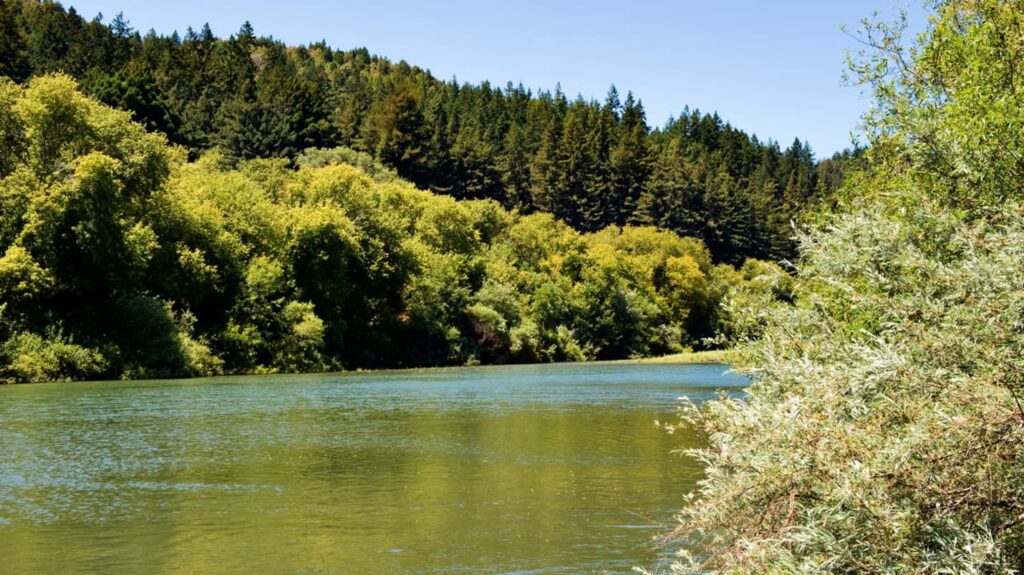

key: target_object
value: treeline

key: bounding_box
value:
[0,75,790,382]
[0,0,859,264]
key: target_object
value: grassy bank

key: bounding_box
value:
[620,349,735,365]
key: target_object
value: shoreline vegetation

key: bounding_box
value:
[618,349,734,365]
[0,0,819,383]
[660,1,1024,572]
[0,72,793,384]
[1,351,739,386]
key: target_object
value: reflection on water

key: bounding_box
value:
[0,362,746,574]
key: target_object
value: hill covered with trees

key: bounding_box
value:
[0,0,858,265]
[0,75,792,382]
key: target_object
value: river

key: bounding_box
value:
[0,362,746,574]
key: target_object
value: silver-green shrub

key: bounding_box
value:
[665,195,1024,573]
[663,1,1024,572]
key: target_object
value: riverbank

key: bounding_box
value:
[3,351,738,385]
[618,349,735,365]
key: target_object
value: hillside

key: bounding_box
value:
[0,75,792,382]
[0,0,860,264]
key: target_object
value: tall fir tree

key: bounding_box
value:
[611,93,652,225]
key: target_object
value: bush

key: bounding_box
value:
[0,331,108,383]
[708,258,793,346]
[295,146,398,183]
[663,1,1024,571]
[664,196,1024,573]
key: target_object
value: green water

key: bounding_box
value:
[0,362,745,574]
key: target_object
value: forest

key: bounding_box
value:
[0,74,795,383]
[0,1,809,382]
[0,0,858,265]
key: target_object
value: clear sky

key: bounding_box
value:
[64,0,926,157]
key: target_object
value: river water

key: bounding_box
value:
[0,362,746,574]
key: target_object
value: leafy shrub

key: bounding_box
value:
[295,146,398,183]
[0,331,107,383]
[664,196,1024,574]
[662,1,1024,572]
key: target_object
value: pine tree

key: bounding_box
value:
[500,123,533,209]
[579,99,615,231]
[555,105,592,228]
[0,0,30,81]
[605,84,621,119]
[611,92,652,225]
[217,78,262,161]
[91,61,180,138]
[636,139,703,236]
[530,118,562,214]
[360,82,428,184]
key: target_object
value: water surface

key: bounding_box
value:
[0,362,745,574]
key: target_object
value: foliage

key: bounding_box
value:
[0,76,783,382]
[663,1,1024,572]
[706,258,794,346]
[665,197,1024,574]
[0,330,107,383]
[0,1,854,263]
[295,146,398,183]
[848,0,1024,209]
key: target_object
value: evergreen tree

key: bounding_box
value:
[530,118,562,214]
[578,99,616,231]
[0,0,29,81]
[91,61,179,138]
[361,82,429,183]
[554,105,592,228]
[611,93,652,225]
[500,123,532,209]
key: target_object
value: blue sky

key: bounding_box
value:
[66,0,926,157]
